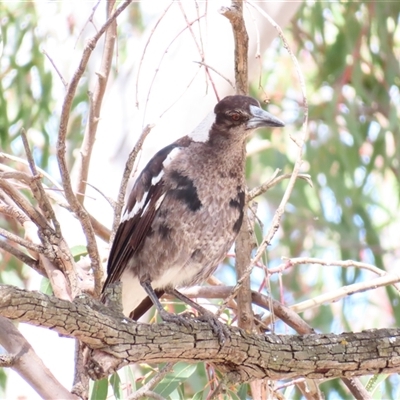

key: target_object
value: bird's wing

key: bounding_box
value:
[103,138,191,291]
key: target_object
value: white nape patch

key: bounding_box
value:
[121,194,147,222]
[188,111,215,142]
[162,147,181,168]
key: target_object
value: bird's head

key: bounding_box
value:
[189,95,284,145]
[215,94,284,131]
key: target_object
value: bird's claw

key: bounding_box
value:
[159,309,229,344]
[196,312,230,345]
[159,310,194,330]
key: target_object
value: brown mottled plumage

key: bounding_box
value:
[102,95,284,342]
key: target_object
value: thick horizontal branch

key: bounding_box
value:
[1,285,399,382]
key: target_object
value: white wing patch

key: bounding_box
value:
[189,111,215,143]
[163,147,181,168]
[155,193,166,210]
[121,194,147,222]
[151,171,164,185]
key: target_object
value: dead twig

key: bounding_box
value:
[0,240,39,271]
[75,0,118,205]
[127,363,174,400]
[247,172,313,201]
[56,0,133,297]
[21,128,62,236]
[193,61,235,90]
[42,49,67,87]
[0,316,76,399]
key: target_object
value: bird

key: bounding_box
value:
[102,94,284,341]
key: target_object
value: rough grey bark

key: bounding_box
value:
[1,285,399,382]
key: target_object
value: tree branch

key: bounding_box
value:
[0,316,77,400]
[56,0,133,297]
[75,0,118,205]
[1,285,399,383]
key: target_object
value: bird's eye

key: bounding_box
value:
[231,113,240,121]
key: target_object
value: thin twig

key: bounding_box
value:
[21,128,62,236]
[193,61,235,90]
[0,226,43,254]
[0,172,77,299]
[247,172,313,201]
[135,1,174,108]
[288,271,400,316]
[56,0,133,297]
[0,240,39,271]
[127,363,174,400]
[0,152,64,192]
[178,1,219,100]
[0,201,29,225]
[75,0,102,46]
[276,257,390,278]
[0,316,76,399]
[75,0,117,205]
[42,49,67,87]
[0,178,48,230]
[142,14,206,126]
[158,67,202,119]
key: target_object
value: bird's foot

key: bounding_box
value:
[196,311,230,345]
[158,309,194,330]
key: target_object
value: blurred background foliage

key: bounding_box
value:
[0,1,399,399]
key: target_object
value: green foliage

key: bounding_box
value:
[250,2,400,398]
[0,2,53,166]
[90,377,108,400]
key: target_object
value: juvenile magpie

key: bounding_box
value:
[103,95,284,340]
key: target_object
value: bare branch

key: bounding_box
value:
[0,316,77,400]
[42,49,67,87]
[180,286,369,399]
[220,1,248,95]
[135,1,174,108]
[247,173,313,202]
[75,0,118,205]
[178,1,219,100]
[0,226,43,254]
[275,257,391,278]
[127,363,174,400]
[0,200,30,225]
[0,240,39,271]
[0,152,64,192]
[289,271,400,316]
[0,178,48,230]
[142,13,206,124]
[193,61,235,90]
[21,128,62,236]
[56,0,133,297]
[1,285,400,382]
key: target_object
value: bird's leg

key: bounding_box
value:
[140,281,194,329]
[167,288,230,345]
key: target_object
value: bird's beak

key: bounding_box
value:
[247,104,285,129]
